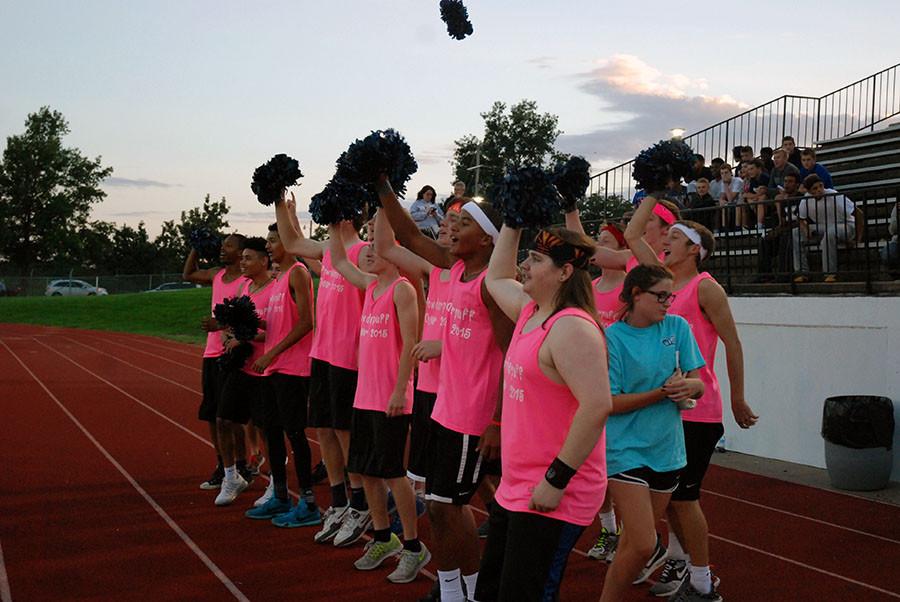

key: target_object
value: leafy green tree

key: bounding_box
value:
[451,100,563,201]
[155,194,230,269]
[0,107,113,274]
[575,193,633,236]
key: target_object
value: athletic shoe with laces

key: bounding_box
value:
[388,543,432,583]
[214,473,249,506]
[353,533,403,570]
[199,465,224,490]
[253,478,275,507]
[314,505,349,543]
[670,576,723,602]
[587,526,621,562]
[237,464,254,486]
[248,453,265,476]
[632,535,667,584]
[244,496,292,520]
[333,508,372,547]
[272,500,323,528]
[649,558,689,596]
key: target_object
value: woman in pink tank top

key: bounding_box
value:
[327,221,431,582]
[476,224,612,601]
[592,223,627,327]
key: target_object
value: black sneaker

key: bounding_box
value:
[311,460,328,484]
[671,577,723,602]
[237,464,255,486]
[199,465,224,490]
[632,534,667,584]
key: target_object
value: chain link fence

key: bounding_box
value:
[0,273,195,297]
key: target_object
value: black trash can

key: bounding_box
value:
[821,396,895,491]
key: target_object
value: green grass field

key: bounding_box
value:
[0,288,212,344]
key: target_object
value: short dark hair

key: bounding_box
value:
[694,154,705,163]
[741,145,754,155]
[782,135,796,143]
[801,148,817,159]
[751,158,764,170]
[227,233,247,250]
[761,147,773,156]
[803,174,822,189]
[268,223,278,232]
[784,173,799,184]
[710,157,724,166]
[243,236,268,257]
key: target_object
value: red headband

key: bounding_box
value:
[601,224,626,248]
[653,203,676,225]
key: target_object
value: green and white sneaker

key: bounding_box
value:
[388,543,432,583]
[353,533,402,570]
[649,559,688,596]
[587,526,621,562]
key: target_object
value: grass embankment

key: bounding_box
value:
[0,288,212,345]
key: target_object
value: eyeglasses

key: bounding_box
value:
[644,289,676,305]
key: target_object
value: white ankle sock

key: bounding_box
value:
[462,572,479,601]
[667,528,689,561]
[599,510,617,532]
[438,569,465,602]
[224,465,236,479]
[689,565,712,593]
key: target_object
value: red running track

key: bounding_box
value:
[1,323,898,601]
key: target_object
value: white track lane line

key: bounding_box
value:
[0,537,12,602]
[102,332,201,358]
[44,336,438,582]
[0,340,250,602]
[81,335,201,372]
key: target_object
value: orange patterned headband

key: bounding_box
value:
[532,230,591,270]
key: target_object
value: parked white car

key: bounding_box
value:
[45,279,108,297]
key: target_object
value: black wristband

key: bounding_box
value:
[544,457,576,489]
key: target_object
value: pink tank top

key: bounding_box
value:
[592,277,624,328]
[203,269,248,358]
[264,263,314,377]
[309,241,367,370]
[353,277,414,413]
[668,272,723,423]
[495,302,607,526]
[417,266,453,394]
[430,260,504,436]
[240,278,276,378]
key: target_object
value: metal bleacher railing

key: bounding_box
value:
[588,63,900,203]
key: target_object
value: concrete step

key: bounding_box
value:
[816,122,900,148]
[815,135,900,161]
[819,148,900,171]
[832,165,900,186]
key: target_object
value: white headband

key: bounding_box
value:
[670,223,708,260]
[461,201,500,244]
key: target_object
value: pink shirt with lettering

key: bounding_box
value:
[592,278,624,328]
[495,302,607,526]
[203,269,248,358]
[353,277,414,413]
[309,242,367,370]
[431,260,504,436]
[264,263,314,377]
[240,278,276,378]
[416,266,453,394]
[668,272,723,423]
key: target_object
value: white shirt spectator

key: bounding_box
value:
[719,176,743,204]
[797,189,856,228]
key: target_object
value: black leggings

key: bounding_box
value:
[475,504,585,602]
[266,425,312,499]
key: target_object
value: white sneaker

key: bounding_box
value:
[214,473,249,506]
[314,505,349,544]
[333,508,371,547]
[253,477,275,507]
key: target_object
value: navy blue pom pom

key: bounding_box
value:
[632,140,695,193]
[251,154,303,206]
[217,342,253,372]
[309,177,369,225]
[338,129,417,196]
[493,166,564,228]
[551,156,592,211]
[213,295,260,342]
[440,0,474,40]
[188,227,221,262]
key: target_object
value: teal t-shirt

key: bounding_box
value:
[605,314,705,475]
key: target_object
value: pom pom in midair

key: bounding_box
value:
[551,156,592,212]
[338,129,418,196]
[632,140,695,193]
[492,166,564,228]
[440,0,474,40]
[250,154,303,206]
[188,227,221,262]
[309,177,370,225]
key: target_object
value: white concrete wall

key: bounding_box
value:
[715,296,900,481]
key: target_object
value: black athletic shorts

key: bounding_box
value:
[671,421,725,502]
[425,419,501,505]
[308,358,358,430]
[407,390,438,482]
[347,408,411,479]
[218,370,265,426]
[264,373,310,434]
[476,504,585,602]
[608,466,682,493]
[198,357,225,422]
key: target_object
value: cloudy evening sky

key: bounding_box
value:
[2,0,899,236]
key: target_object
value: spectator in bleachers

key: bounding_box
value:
[708,158,725,201]
[409,185,444,238]
[663,178,687,208]
[685,154,714,193]
[799,149,834,190]
[755,172,802,281]
[684,178,717,232]
[782,136,803,169]
[882,201,899,272]
[760,147,775,174]
[443,180,470,214]
[741,159,770,229]
[717,163,743,231]
[767,149,801,198]
[731,146,743,176]
[632,189,648,207]
[792,174,863,283]
[734,146,755,177]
